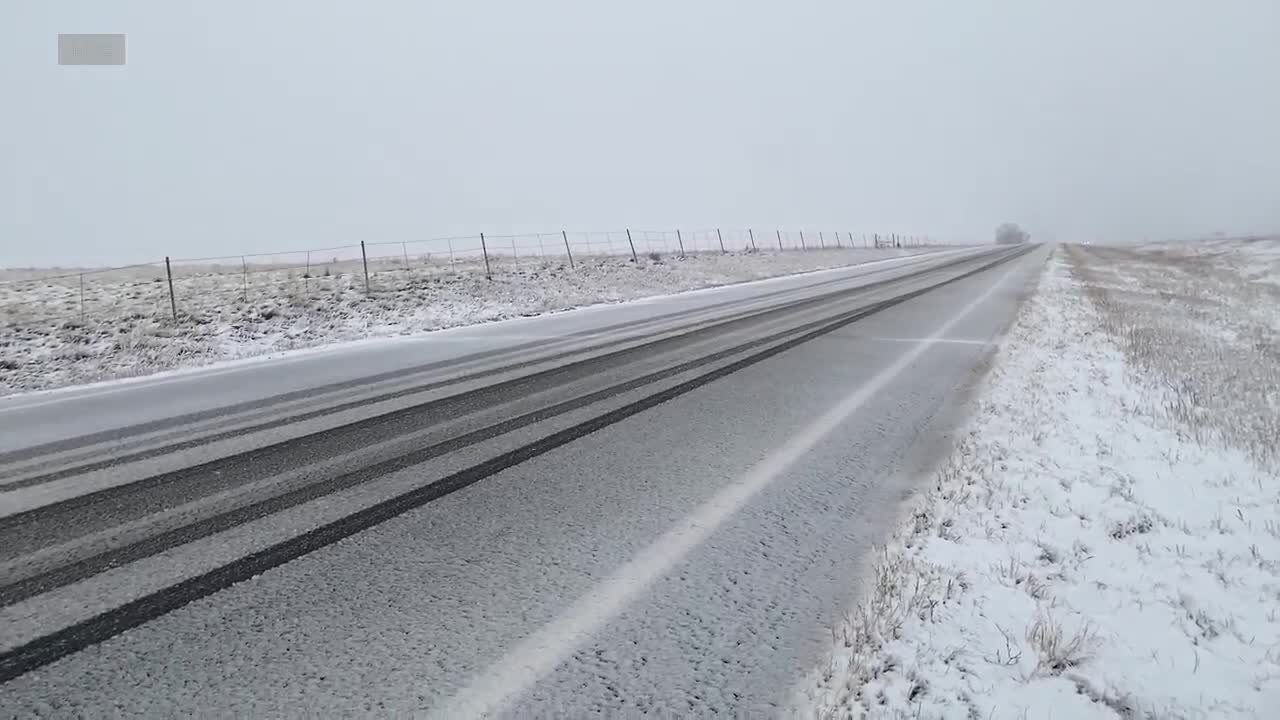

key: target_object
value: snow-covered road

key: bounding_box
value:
[0,245,1046,715]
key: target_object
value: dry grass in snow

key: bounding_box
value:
[800,241,1280,719]
[0,247,921,397]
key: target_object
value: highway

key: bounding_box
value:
[0,244,1046,716]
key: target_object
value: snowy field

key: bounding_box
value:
[0,246,923,396]
[801,240,1280,718]
[1134,235,1280,290]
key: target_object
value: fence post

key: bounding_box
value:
[511,237,519,268]
[676,229,686,257]
[748,228,757,251]
[79,273,85,322]
[304,250,311,295]
[563,230,575,269]
[800,230,807,251]
[164,256,177,321]
[360,241,371,293]
[480,233,492,280]
[777,229,783,251]
[819,231,825,250]
[241,256,248,301]
[849,231,855,248]
[626,228,638,262]
[402,241,410,267]
[716,228,726,254]
[835,231,841,248]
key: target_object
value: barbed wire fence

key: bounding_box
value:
[0,228,932,327]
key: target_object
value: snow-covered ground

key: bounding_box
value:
[0,247,922,396]
[1136,235,1280,289]
[801,241,1280,718]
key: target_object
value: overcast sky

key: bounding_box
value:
[3,1,1278,266]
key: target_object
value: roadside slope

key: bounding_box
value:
[802,244,1280,718]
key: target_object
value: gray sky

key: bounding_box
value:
[3,0,1278,266]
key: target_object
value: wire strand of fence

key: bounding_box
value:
[168,244,363,264]
[0,261,164,287]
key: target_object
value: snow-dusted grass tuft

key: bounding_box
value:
[0,248,920,396]
[1025,612,1098,677]
[800,242,1280,719]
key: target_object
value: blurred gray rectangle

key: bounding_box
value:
[58,34,126,65]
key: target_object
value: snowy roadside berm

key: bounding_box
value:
[0,247,922,397]
[802,240,1280,719]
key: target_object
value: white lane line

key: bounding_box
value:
[432,261,1023,718]
[862,336,992,346]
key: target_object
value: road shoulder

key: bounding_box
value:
[800,245,1280,718]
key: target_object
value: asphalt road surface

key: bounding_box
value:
[0,244,1047,716]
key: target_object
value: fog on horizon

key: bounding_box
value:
[2,0,1277,268]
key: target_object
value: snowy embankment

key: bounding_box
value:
[801,240,1280,718]
[0,248,922,396]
